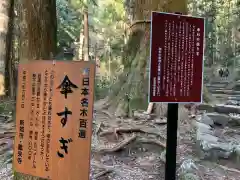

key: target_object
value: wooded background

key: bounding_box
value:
[0,0,240,178]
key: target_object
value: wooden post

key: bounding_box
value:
[83,8,89,61]
[78,28,84,61]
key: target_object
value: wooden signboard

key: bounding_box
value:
[149,12,204,103]
[13,60,95,180]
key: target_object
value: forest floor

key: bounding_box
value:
[0,99,240,179]
[0,99,15,180]
[90,99,240,180]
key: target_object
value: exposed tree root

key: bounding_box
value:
[99,126,165,139]
[94,169,112,179]
[92,161,134,178]
[96,122,103,135]
[218,164,240,174]
[137,138,166,148]
[92,162,122,177]
[153,119,167,125]
[97,134,137,153]
[96,132,166,154]
[98,110,114,119]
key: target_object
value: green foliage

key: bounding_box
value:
[69,0,98,9]
[92,0,126,59]
[0,103,5,113]
[0,101,14,114]
[56,0,82,49]
[188,0,240,67]
[94,77,112,100]
[56,0,126,69]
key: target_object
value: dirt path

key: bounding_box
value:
[90,110,166,180]
[90,102,240,180]
[1,99,240,179]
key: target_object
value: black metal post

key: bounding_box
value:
[165,103,179,180]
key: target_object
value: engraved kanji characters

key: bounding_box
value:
[57,75,78,99]
[57,137,73,158]
[79,69,90,139]
[57,75,77,158]
[57,107,72,127]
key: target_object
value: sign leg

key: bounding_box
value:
[165,103,178,180]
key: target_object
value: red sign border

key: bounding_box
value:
[148,11,205,103]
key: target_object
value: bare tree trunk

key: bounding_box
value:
[83,8,89,61]
[106,0,188,117]
[5,0,15,98]
[0,0,10,96]
[19,0,57,64]
[14,0,57,179]
[78,28,84,60]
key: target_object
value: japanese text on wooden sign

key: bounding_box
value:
[14,60,95,180]
[149,12,205,103]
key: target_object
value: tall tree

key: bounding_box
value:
[14,0,57,179]
[83,0,89,61]
[104,0,188,117]
[70,0,97,61]
[19,0,57,63]
[104,0,213,116]
[5,0,15,98]
[206,0,217,66]
[0,0,11,96]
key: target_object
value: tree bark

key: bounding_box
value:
[19,0,57,63]
[14,0,57,179]
[105,0,191,117]
[83,8,89,61]
[4,0,15,98]
[0,0,10,97]
[78,28,84,60]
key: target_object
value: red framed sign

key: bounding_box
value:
[149,12,205,103]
